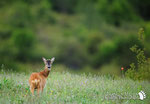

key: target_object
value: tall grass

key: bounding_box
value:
[0,69,149,104]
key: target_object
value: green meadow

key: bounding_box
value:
[0,69,149,104]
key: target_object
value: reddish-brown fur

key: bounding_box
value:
[29,66,51,95]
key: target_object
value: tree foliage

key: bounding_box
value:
[126,28,150,81]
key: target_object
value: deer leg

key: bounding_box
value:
[37,87,41,95]
[30,86,34,96]
[40,87,43,94]
[41,84,45,93]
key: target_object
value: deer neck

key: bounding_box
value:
[40,66,50,78]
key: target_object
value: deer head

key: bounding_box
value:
[42,57,55,70]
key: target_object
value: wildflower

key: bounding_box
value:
[85,79,88,84]
[121,67,124,70]
[20,82,23,85]
[50,90,53,95]
[121,67,124,78]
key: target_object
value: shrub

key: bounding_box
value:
[0,25,12,39]
[93,35,141,68]
[8,2,33,28]
[0,36,17,70]
[96,0,139,26]
[51,0,77,13]
[93,40,116,67]
[144,22,150,54]
[86,32,104,55]
[57,38,89,69]
[114,35,142,66]
[30,0,55,24]
[144,22,150,41]
[11,29,35,61]
[128,0,150,20]
[125,28,150,81]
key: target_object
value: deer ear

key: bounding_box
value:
[51,57,55,63]
[42,57,46,64]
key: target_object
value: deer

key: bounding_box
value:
[29,57,55,96]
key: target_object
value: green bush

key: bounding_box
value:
[57,38,89,69]
[144,22,150,41]
[51,0,78,13]
[128,0,150,20]
[8,2,33,28]
[143,22,150,54]
[96,0,138,26]
[0,0,14,7]
[30,0,55,24]
[125,45,150,81]
[0,25,12,39]
[5,0,53,28]
[114,35,142,66]
[93,35,141,68]
[86,32,104,55]
[93,40,116,67]
[125,28,150,81]
[0,32,17,70]
[12,29,35,61]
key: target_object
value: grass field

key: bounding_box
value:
[0,69,150,104]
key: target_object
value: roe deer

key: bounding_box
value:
[29,57,55,95]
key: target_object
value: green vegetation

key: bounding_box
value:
[125,28,150,81]
[0,70,150,104]
[0,0,150,78]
